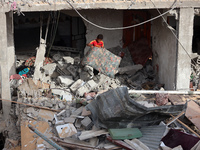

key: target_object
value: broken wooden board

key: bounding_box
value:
[79,129,108,140]
[106,136,134,150]
[124,139,150,150]
[21,120,51,150]
[185,101,200,130]
[168,95,186,105]
[108,128,142,140]
[10,146,21,150]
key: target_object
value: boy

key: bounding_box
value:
[87,34,104,48]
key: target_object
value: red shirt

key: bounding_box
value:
[89,40,104,48]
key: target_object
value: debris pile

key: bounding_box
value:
[2,86,200,150]
[3,46,200,150]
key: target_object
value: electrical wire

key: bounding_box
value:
[149,0,197,65]
[65,0,177,30]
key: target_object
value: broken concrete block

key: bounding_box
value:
[81,107,92,116]
[118,64,143,75]
[83,65,94,76]
[58,102,65,109]
[63,56,74,64]
[42,63,57,76]
[38,109,56,121]
[56,64,71,76]
[76,80,98,96]
[56,124,77,138]
[57,76,74,87]
[72,106,83,116]
[70,79,85,93]
[25,107,39,116]
[75,118,82,128]
[36,144,46,150]
[74,57,80,65]
[62,93,72,102]
[53,53,62,61]
[33,39,46,81]
[64,117,76,123]
[40,75,51,83]
[81,116,92,128]
[67,65,78,77]
[80,71,91,81]
[51,89,64,95]
[44,101,53,108]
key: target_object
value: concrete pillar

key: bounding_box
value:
[0,12,12,119]
[7,12,16,76]
[176,8,194,90]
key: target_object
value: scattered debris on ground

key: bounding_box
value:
[1,46,200,150]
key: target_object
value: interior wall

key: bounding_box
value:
[152,13,177,90]
[79,9,123,54]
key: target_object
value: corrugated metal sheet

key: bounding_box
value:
[139,125,166,150]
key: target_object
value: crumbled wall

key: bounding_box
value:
[152,14,177,90]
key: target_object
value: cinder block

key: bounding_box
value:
[72,106,83,116]
[57,76,74,87]
[70,79,84,93]
[67,65,77,77]
[56,124,77,138]
[76,80,97,96]
[81,116,92,128]
[64,117,76,123]
[63,56,74,64]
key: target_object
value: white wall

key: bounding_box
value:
[152,14,177,90]
[62,9,123,54]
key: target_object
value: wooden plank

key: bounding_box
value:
[170,114,200,138]
[106,136,134,150]
[21,121,51,150]
[124,139,150,150]
[168,95,186,105]
[186,101,200,130]
[79,130,108,140]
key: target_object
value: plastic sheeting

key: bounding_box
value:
[86,87,186,128]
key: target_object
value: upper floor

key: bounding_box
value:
[0,0,200,12]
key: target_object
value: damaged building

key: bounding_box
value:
[1,0,200,149]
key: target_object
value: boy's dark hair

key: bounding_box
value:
[97,34,103,40]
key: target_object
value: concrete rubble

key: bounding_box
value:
[2,47,200,150]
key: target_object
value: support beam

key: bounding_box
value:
[176,8,194,90]
[0,12,12,119]
[7,12,16,76]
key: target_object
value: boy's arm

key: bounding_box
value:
[87,41,94,48]
[102,41,104,48]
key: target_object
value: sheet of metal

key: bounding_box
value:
[139,125,166,150]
